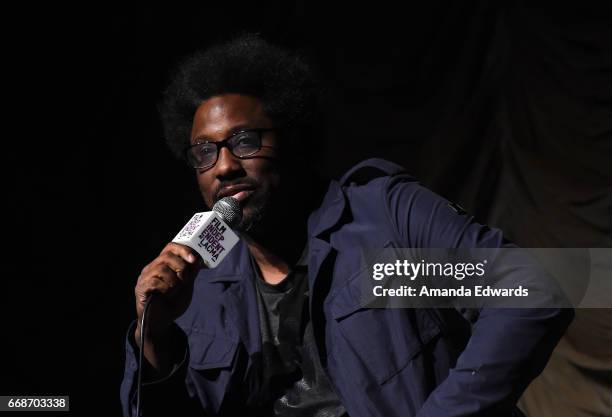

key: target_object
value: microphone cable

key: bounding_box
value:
[135,293,155,417]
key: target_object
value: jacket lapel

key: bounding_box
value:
[214,241,263,402]
[215,241,261,352]
[306,180,347,367]
[307,179,346,301]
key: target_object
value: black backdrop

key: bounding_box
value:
[4,1,611,416]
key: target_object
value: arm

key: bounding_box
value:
[120,242,205,417]
[120,320,202,417]
[387,178,574,416]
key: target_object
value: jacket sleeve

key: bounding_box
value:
[120,320,203,417]
[386,178,574,417]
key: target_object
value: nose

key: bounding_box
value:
[213,146,243,179]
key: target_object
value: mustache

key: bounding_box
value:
[214,177,259,200]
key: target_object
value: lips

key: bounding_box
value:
[217,184,255,203]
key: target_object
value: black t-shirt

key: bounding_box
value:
[250,253,348,417]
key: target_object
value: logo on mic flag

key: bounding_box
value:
[173,211,239,268]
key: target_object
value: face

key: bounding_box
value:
[190,94,281,232]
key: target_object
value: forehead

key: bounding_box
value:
[191,94,270,141]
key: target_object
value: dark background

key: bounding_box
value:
[4,1,611,416]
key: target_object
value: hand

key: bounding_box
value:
[134,242,201,344]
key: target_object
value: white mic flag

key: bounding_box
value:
[172,197,242,268]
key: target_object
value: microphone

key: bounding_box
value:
[172,197,242,268]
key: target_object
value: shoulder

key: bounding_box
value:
[327,159,422,244]
[308,158,424,242]
[339,158,414,187]
[338,158,421,205]
[336,158,485,248]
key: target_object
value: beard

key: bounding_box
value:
[236,186,274,234]
[238,199,266,233]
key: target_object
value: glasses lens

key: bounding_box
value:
[229,131,261,157]
[188,143,217,168]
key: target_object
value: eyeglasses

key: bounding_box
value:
[184,128,276,170]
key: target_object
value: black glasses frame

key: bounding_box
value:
[183,128,276,169]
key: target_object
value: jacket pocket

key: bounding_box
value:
[187,331,239,370]
[329,282,441,386]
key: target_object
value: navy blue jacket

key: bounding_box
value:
[121,158,573,416]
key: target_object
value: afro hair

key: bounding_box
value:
[159,33,322,160]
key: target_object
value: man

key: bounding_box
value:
[121,34,573,417]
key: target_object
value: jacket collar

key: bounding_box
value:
[307,179,346,240]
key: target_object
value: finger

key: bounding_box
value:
[149,264,183,289]
[157,252,190,278]
[135,276,169,305]
[162,242,199,265]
